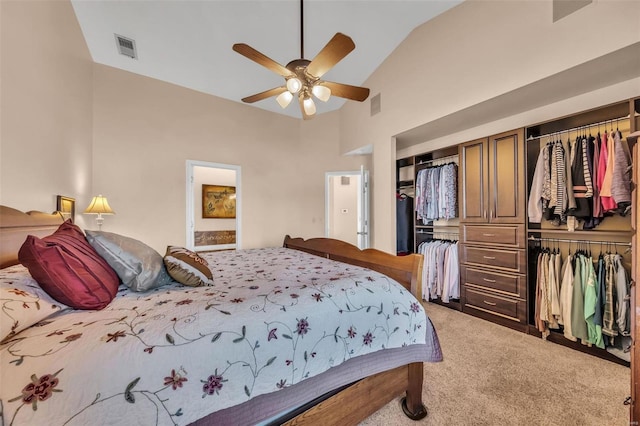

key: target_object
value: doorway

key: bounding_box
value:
[325,167,369,249]
[186,160,241,251]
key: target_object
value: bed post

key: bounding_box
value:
[401,362,428,420]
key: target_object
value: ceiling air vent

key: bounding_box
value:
[115,34,137,59]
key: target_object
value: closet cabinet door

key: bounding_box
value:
[459,138,489,223]
[488,129,525,224]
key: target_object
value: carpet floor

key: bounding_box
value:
[360,302,630,426]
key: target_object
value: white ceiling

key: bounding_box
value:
[71,0,463,119]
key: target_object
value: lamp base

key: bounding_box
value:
[96,214,104,231]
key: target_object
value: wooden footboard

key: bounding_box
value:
[283,236,428,424]
[283,235,423,298]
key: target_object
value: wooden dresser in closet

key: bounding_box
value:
[459,128,528,331]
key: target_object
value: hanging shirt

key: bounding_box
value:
[583,255,604,349]
[599,132,618,212]
[602,254,618,338]
[559,253,576,342]
[528,148,547,223]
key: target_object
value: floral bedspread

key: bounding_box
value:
[1,247,438,425]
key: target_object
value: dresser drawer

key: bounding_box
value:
[463,287,527,324]
[460,245,526,274]
[461,265,525,299]
[461,224,525,248]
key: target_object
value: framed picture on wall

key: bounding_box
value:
[202,185,236,218]
[56,195,76,223]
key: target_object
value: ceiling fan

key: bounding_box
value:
[232,0,370,119]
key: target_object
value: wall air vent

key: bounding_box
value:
[370,93,381,116]
[114,34,137,59]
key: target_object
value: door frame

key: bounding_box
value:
[324,169,369,249]
[186,160,241,251]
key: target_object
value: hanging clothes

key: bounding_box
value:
[415,163,458,221]
[396,193,414,255]
[610,130,633,214]
[418,239,459,303]
[532,242,631,357]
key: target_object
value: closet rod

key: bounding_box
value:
[527,235,631,247]
[527,114,631,140]
[417,153,459,165]
[417,230,459,235]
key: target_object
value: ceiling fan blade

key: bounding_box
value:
[321,81,370,102]
[241,87,287,104]
[298,94,312,120]
[233,43,292,77]
[306,33,355,78]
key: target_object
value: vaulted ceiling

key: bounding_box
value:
[71,0,462,119]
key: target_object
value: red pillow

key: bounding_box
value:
[18,220,119,310]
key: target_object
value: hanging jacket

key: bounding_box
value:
[583,256,604,348]
[610,131,632,210]
[570,255,588,342]
[567,138,591,219]
[615,254,630,336]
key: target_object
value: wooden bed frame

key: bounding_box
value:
[0,206,429,425]
[281,236,428,425]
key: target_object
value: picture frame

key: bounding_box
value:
[202,185,236,218]
[56,195,76,223]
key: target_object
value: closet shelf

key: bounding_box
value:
[527,229,633,240]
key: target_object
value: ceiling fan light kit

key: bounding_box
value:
[232,0,369,119]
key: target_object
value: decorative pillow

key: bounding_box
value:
[85,230,173,292]
[163,246,213,287]
[18,220,119,310]
[0,264,67,342]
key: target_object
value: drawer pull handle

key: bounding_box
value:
[483,300,497,306]
[483,256,496,260]
[483,278,496,283]
[482,233,495,237]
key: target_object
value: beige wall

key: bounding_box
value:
[0,0,94,228]
[92,65,369,253]
[339,0,640,253]
[0,1,368,253]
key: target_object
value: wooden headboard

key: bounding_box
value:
[283,235,424,298]
[0,206,64,268]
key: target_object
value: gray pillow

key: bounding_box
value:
[85,230,173,292]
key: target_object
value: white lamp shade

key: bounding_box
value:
[303,97,316,116]
[83,195,115,215]
[276,91,293,108]
[312,84,331,102]
[286,77,302,94]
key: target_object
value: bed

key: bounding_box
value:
[0,205,442,425]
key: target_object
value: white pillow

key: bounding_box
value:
[0,264,66,342]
